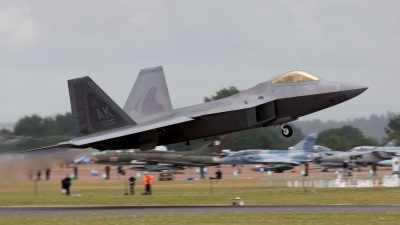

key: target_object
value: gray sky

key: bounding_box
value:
[0,1,399,123]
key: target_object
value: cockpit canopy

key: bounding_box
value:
[349,146,376,152]
[271,71,321,84]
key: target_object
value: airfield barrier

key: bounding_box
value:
[251,175,400,188]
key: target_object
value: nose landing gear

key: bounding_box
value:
[275,124,293,138]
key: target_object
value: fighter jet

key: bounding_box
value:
[26,66,367,152]
[217,133,320,172]
[321,139,399,166]
[90,136,229,172]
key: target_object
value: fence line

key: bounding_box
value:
[248,174,400,188]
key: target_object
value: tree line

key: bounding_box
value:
[0,113,74,151]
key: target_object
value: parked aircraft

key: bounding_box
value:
[90,136,229,172]
[321,139,399,166]
[25,66,367,152]
[217,133,320,172]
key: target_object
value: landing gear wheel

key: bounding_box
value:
[281,125,293,138]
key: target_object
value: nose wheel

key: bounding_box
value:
[280,125,293,138]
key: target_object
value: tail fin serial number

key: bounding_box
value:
[102,119,116,127]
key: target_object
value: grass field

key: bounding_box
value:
[2,213,400,225]
[1,179,400,206]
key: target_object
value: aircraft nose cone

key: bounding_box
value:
[340,83,368,99]
[377,160,391,167]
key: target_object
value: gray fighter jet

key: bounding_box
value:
[321,139,399,166]
[217,133,319,172]
[26,66,367,152]
[90,136,229,172]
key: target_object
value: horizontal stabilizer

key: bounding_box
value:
[22,144,74,153]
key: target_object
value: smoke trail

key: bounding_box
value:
[0,134,96,182]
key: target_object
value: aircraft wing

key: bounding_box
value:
[250,158,310,165]
[67,114,193,146]
[24,144,76,152]
[25,114,193,152]
[371,150,400,158]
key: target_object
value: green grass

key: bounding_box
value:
[1,179,400,206]
[2,213,400,225]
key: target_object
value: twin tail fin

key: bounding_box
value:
[68,77,136,137]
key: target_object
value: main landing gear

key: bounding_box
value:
[275,124,293,138]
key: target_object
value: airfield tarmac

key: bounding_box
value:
[1,205,400,216]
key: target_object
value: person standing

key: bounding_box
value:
[61,175,71,196]
[74,167,78,180]
[215,169,222,183]
[342,161,349,176]
[117,166,123,180]
[105,166,110,180]
[129,175,136,195]
[45,169,51,181]
[37,171,41,181]
[142,172,153,195]
[372,163,377,176]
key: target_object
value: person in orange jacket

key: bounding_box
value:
[142,171,153,195]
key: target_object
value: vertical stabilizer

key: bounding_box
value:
[68,76,136,137]
[290,133,318,151]
[384,139,397,147]
[188,135,230,155]
[123,66,173,121]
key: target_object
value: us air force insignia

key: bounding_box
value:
[214,140,221,146]
[90,99,99,107]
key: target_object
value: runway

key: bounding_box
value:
[1,205,400,216]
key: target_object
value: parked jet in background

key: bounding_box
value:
[26,66,367,153]
[218,133,320,172]
[91,136,229,172]
[321,139,399,166]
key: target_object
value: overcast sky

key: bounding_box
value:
[0,1,399,123]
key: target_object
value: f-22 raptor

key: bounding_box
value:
[26,67,367,152]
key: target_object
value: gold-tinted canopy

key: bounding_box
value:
[271,71,321,84]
